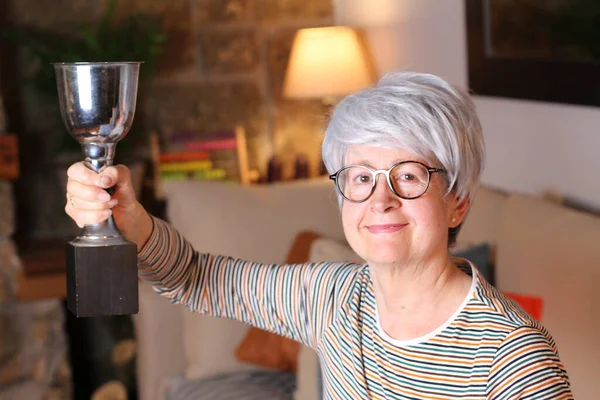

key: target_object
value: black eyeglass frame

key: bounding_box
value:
[329,160,447,203]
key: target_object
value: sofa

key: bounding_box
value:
[133,177,600,400]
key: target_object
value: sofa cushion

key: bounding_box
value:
[308,236,363,264]
[161,179,345,381]
[184,314,263,380]
[135,281,187,400]
[452,242,494,285]
[234,232,321,374]
[234,325,299,373]
[456,185,508,249]
[495,193,600,399]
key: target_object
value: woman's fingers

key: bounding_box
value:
[65,203,113,228]
[98,165,130,189]
[67,161,99,185]
[100,165,137,206]
[67,178,111,202]
[67,194,118,211]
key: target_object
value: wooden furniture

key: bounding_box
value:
[234,125,252,185]
[17,237,67,301]
[17,269,66,301]
[0,134,19,180]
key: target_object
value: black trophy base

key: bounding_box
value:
[66,241,138,317]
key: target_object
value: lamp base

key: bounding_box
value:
[66,241,138,317]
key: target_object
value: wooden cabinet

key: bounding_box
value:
[17,238,67,301]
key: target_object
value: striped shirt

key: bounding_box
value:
[139,217,573,399]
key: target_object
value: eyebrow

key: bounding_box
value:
[351,159,411,168]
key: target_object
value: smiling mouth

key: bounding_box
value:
[365,224,407,233]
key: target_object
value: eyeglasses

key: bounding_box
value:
[329,161,446,203]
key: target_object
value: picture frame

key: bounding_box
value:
[466,0,600,108]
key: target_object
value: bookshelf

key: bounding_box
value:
[151,126,258,193]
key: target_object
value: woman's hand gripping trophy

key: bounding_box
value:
[65,162,153,251]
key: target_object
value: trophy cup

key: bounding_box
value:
[54,62,141,317]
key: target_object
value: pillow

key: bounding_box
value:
[184,315,262,380]
[456,185,508,246]
[234,232,321,373]
[234,326,299,373]
[504,292,543,321]
[452,242,494,285]
[308,237,363,264]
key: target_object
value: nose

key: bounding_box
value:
[369,173,400,212]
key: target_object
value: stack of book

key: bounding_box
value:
[158,131,239,182]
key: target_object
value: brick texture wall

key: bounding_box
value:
[145,0,334,179]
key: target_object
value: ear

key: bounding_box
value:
[449,195,470,228]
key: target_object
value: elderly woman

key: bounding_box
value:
[65,71,572,399]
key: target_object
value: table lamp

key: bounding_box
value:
[283,26,375,104]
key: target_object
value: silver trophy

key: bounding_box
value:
[54,62,141,317]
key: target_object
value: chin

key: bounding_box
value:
[368,256,406,266]
[361,246,408,266]
[346,234,405,263]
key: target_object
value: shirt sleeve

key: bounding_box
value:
[486,325,573,399]
[137,216,360,349]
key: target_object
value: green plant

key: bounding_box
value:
[2,0,166,160]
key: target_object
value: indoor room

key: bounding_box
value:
[0,1,598,399]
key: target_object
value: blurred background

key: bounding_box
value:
[1,0,343,241]
[2,0,600,399]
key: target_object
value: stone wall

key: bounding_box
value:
[0,183,71,399]
[5,0,333,239]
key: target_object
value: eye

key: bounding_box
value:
[393,172,417,182]
[355,173,372,184]
[340,166,373,187]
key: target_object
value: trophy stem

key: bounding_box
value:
[71,142,128,247]
[83,142,116,173]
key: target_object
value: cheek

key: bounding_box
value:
[405,198,448,232]
[415,200,452,235]
[341,205,363,239]
[341,205,356,230]
[341,206,367,257]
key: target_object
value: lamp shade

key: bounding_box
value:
[283,26,374,99]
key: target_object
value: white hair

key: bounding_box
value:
[322,70,485,204]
